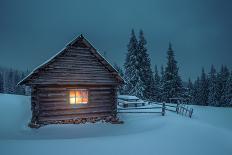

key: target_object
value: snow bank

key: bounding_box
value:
[0,94,232,155]
[191,105,232,131]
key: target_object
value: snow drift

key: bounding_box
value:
[0,93,232,155]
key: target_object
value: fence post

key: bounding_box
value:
[185,107,188,116]
[176,103,179,114]
[179,104,183,115]
[179,105,181,115]
[189,108,193,118]
[162,102,165,116]
[182,105,186,115]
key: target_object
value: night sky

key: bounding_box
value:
[0,0,232,80]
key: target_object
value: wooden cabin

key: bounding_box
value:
[18,35,124,128]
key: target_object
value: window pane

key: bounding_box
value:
[82,91,88,98]
[82,97,88,103]
[76,97,82,103]
[76,91,81,98]
[70,91,75,97]
[70,97,76,104]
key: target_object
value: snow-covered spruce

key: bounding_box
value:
[124,29,145,99]
[162,43,183,102]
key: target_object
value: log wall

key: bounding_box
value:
[27,47,119,85]
[31,85,117,125]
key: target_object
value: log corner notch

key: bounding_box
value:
[28,105,41,128]
[18,34,125,128]
[28,87,41,128]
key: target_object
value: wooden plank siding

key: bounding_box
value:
[26,47,119,85]
[32,86,117,124]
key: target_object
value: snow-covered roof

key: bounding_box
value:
[18,34,125,85]
[17,47,66,85]
[118,95,140,100]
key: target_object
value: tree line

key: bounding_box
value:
[115,29,232,107]
[0,30,231,107]
[0,66,30,95]
[188,65,232,107]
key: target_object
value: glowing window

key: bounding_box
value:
[69,89,88,104]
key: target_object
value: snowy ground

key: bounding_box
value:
[0,94,232,155]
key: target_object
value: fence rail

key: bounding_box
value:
[118,102,166,116]
[117,101,193,118]
[176,104,194,118]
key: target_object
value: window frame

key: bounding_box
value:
[68,89,89,105]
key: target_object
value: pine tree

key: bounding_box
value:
[114,63,124,80]
[220,66,231,106]
[154,65,160,85]
[213,65,230,106]
[215,70,222,106]
[124,29,137,94]
[24,69,31,96]
[187,78,193,91]
[124,29,145,99]
[207,65,218,106]
[16,72,26,95]
[0,72,3,93]
[223,71,232,106]
[198,68,209,105]
[137,30,155,100]
[187,78,193,103]
[7,69,15,94]
[192,77,201,104]
[162,43,183,102]
[153,65,161,101]
[14,71,21,94]
[0,67,27,95]
[160,65,164,81]
[160,65,165,101]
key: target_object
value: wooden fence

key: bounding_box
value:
[176,104,194,118]
[117,102,193,118]
[118,102,166,116]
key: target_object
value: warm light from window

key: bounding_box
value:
[69,89,88,104]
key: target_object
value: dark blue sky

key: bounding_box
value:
[0,0,232,80]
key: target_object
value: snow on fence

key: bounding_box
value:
[117,102,193,118]
[117,102,166,116]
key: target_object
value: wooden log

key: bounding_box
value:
[40,103,114,111]
[39,109,113,117]
[38,112,113,122]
